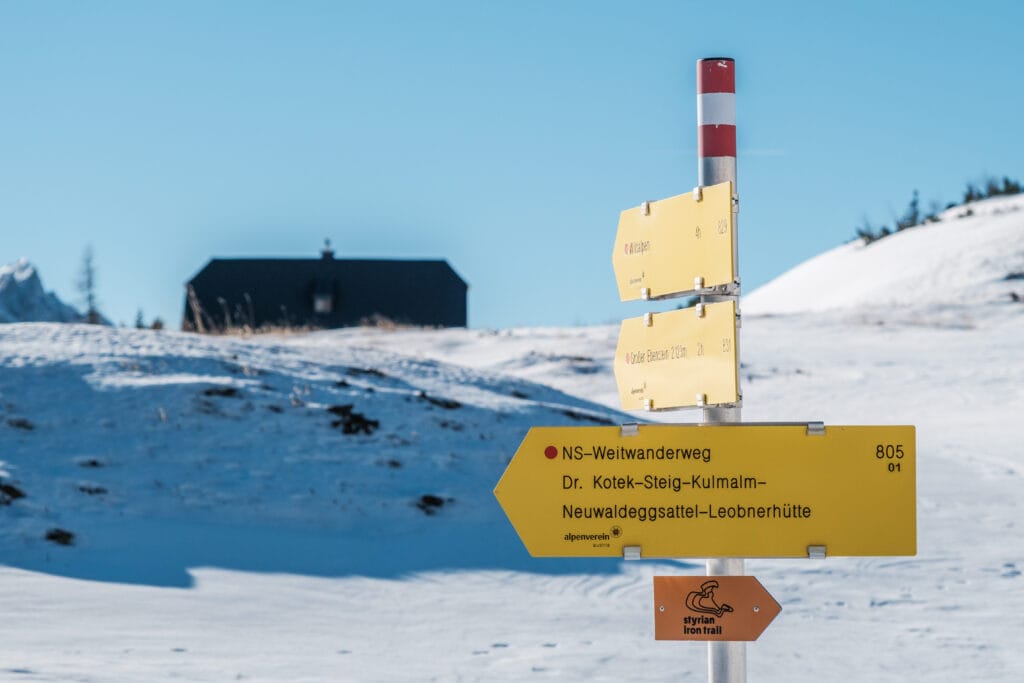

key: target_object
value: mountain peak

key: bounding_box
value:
[0,257,37,283]
[0,259,85,323]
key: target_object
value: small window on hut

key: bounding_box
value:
[313,293,333,314]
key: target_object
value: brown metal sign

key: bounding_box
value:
[653,576,781,641]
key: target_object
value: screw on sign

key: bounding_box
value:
[653,576,781,641]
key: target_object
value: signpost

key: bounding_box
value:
[494,424,916,558]
[614,301,738,411]
[653,576,781,641]
[493,55,917,683]
[612,181,736,301]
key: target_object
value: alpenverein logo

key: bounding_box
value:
[564,531,611,543]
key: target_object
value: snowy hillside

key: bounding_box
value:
[0,323,624,583]
[2,203,1024,680]
[743,194,1024,315]
[0,259,84,323]
[3,309,1023,680]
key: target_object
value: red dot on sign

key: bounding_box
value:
[544,446,557,459]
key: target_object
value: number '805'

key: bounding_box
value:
[876,444,905,458]
[876,444,904,472]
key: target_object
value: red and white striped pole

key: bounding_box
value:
[698,56,745,683]
[697,57,737,191]
[698,57,739,289]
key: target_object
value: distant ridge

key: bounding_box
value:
[743,195,1024,315]
[0,259,85,323]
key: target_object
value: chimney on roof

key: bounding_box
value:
[321,238,334,260]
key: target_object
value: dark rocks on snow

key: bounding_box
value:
[6,417,34,431]
[559,409,614,425]
[78,485,108,496]
[202,386,240,398]
[346,367,386,379]
[326,404,379,435]
[417,391,462,410]
[0,482,26,505]
[416,494,451,515]
[44,528,75,546]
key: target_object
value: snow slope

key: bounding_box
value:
[2,199,1024,681]
[0,259,83,324]
[0,323,625,584]
[2,308,1023,681]
[743,194,1024,315]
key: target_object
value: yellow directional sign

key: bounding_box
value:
[614,301,738,411]
[494,424,916,558]
[612,181,735,301]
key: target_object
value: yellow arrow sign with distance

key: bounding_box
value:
[612,181,735,301]
[614,301,738,411]
[494,424,917,558]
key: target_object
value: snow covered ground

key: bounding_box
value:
[744,194,1024,315]
[2,199,1023,681]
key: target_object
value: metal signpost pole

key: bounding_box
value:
[697,57,745,683]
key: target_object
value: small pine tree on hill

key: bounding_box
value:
[76,246,103,324]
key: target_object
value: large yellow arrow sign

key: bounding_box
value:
[494,424,916,558]
[612,181,735,301]
[614,301,738,411]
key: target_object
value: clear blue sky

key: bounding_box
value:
[2,1,1022,328]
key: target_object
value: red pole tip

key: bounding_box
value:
[697,58,735,94]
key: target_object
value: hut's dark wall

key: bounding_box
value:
[184,258,467,330]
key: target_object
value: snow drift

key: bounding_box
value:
[743,194,1024,315]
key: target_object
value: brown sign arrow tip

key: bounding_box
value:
[653,576,781,641]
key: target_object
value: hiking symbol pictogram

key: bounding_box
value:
[685,579,734,618]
